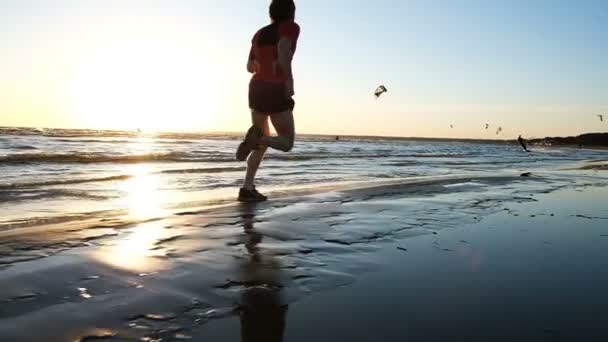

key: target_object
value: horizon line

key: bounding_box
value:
[1,125,605,142]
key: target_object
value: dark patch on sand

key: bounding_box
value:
[76,330,116,341]
[323,239,353,246]
[12,293,39,300]
[175,211,200,216]
[214,279,283,290]
[573,214,608,220]
[155,235,185,245]
[292,274,315,280]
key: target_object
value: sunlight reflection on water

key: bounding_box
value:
[121,164,165,220]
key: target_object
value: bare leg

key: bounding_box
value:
[242,110,295,191]
[260,110,295,152]
[243,111,270,190]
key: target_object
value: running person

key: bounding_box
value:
[236,0,300,202]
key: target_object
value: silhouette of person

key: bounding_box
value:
[238,203,288,342]
[236,0,300,202]
[518,135,530,152]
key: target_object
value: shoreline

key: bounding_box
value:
[0,173,526,236]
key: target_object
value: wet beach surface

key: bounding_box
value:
[1,170,608,341]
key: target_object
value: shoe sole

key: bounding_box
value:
[237,197,267,203]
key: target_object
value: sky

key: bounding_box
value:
[1,0,607,138]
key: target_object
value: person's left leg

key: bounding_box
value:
[260,110,295,152]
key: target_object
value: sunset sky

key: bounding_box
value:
[1,0,607,138]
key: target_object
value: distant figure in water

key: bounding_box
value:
[236,0,300,202]
[335,135,340,141]
[518,135,530,152]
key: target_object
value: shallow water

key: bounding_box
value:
[1,127,606,230]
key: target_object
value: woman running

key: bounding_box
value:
[236,0,300,202]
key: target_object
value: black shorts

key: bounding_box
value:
[249,80,295,114]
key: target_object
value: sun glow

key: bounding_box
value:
[66,40,220,132]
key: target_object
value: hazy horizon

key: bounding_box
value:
[5,125,607,142]
[1,0,607,138]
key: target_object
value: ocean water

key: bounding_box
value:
[0,127,605,230]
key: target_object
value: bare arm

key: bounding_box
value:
[247,60,256,74]
[246,45,256,74]
[277,37,294,96]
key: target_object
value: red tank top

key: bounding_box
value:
[248,21,300,84]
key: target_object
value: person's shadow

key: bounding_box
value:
[238,203,288,342]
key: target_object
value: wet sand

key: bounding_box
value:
[1,173,608,341]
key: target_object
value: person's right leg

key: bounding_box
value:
[239,110,294,201]
[243,111,270,191]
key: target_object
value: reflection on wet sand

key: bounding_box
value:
[238,203,288,342]
[91,222,171,273]
[92,163,170,272]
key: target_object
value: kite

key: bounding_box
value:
[598,115,604,122]
[485,123,489,130]
[496,126,503,135]
[374,85,388,99]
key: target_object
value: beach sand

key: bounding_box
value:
[1,173,608,341]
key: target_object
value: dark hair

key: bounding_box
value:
[269,0,296,23]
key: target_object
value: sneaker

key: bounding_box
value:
[238,187,268,202]
[251,186,268,201]
[236,125,263,161]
